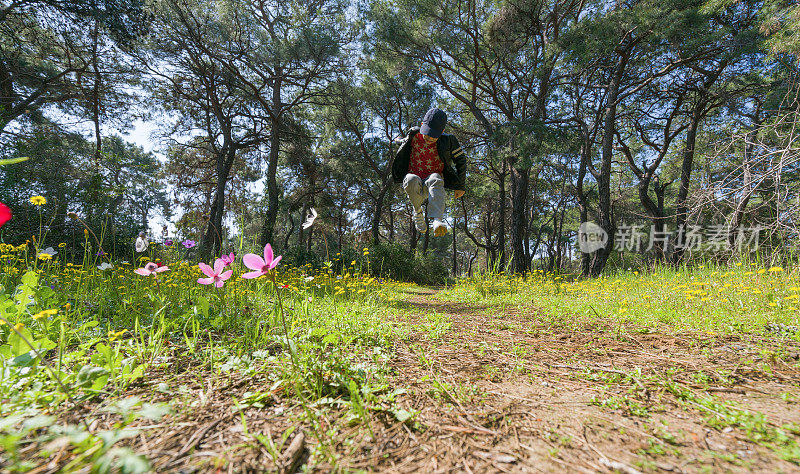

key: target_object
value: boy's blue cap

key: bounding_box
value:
[420,108,447,138]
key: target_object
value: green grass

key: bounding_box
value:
[439,264,800,336]
[0,241,414,471]
[3,239,800,470]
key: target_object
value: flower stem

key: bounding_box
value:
[270,271,298,371]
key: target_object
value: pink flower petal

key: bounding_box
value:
[241,270,265,279]
[264,244,273,266]
[155,266,169,272]
[198,277,215,285]
[134,268,151,276]
[213,258,225,275]
[145,262,157,271]
[199,262,215,278]
[242,253,265,271]
[220,270,233,281]
[268,255,283,270]
[214,279,225,288]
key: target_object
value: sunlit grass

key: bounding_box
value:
[440,263,800,335]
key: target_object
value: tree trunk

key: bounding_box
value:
[409,205,417,251]
[260,76,282,247]
[422,204,430,254]
[497,161,507,271]
[298,205,306,247]
[590,50,629,277]
[199,145,233,261]
[372,180,391,244]
[509,163,530,273]
[452,214,457,276]
[388,206,395,242]
[337,207,344,252]
[674,105,702,264]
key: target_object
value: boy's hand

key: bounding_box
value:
[454,190,465,199]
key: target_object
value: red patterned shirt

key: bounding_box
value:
[408,133,444,180]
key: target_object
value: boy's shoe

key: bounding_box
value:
[432,220,448,237]
[414,208,427,233]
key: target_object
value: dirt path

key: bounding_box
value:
[345,288,800,473]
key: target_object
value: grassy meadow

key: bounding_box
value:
[2,235,800,471]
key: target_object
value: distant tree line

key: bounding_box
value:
[1,0,798,276]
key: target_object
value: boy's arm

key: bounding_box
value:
[392,131,414,183]
[451,136,467,193]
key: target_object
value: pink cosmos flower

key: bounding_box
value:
[0,202,11,229]
[198,258,233,288]
[242,243,282,279]
[220,252,235,266]
[134,261,170,276]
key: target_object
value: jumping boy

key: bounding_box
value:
[392,108,467,237]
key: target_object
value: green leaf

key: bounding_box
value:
[391,408,414,423]
[195,296,210,318]
[10,352,36,367]
[137,403,171,421]
[8,326,34,357]
[94,343,113,366]
[20,271,38,289]
[76,365,109,390]
[116,449,151,473]
[78,320,100,331]
[37,337,57,352]
[0,157,29,166]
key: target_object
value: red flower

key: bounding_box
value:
[0,202,10,228]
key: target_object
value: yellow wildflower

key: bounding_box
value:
[29,195,46,206]
[33,308,58,320]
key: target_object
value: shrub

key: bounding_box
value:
[367,243,448,285]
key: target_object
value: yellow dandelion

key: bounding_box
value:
[37,253,52,261]
[769,267,784,273]
[32,308,58,320]
[29,195,46,206]
[58,242,66,248]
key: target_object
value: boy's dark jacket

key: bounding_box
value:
[392,127,466,191]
